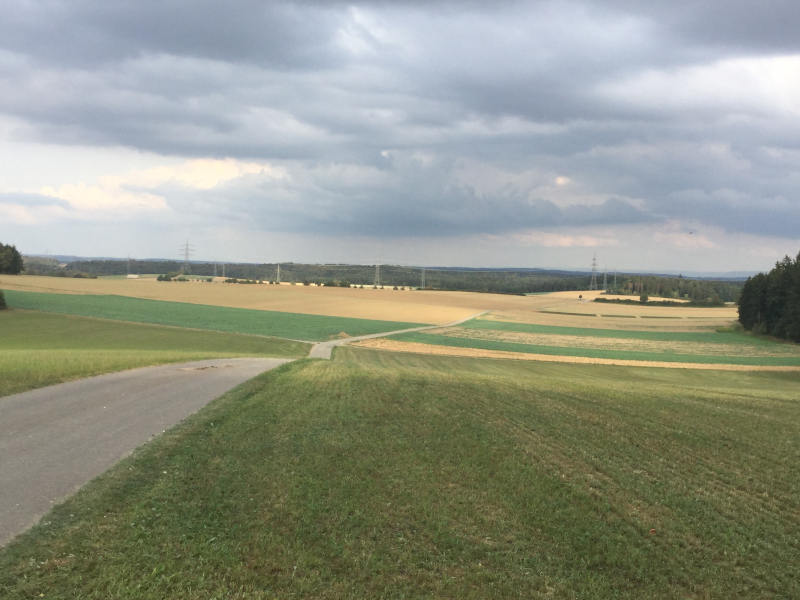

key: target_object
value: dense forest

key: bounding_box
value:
[605,274,741,303]
[738,252,800,342]
[0,242,23,274]
[22,256,744,301]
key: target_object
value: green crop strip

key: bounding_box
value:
[467,318,779,345]
[0,310,308,397]
[3,289,424,342]
[390,331,800,366]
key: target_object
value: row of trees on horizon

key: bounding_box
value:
[19,255,742,302]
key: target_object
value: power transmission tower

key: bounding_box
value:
[420,267,425,289]
[179,241,194,274]
[276,264,281,283]
[589,254,598,290]
[374,263,381,287]
[602,270,607,292]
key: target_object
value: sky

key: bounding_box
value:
[1,1,799,273]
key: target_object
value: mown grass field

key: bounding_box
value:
[463,318,756,343]
[1,349,798,598]
[0,310,309,397]
[380,317,800,367]
[3,289,424,342]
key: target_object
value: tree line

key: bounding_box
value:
[18,256,742,300]
[0,242,23,274]
[607,274,741,303]
[738,252,800,342]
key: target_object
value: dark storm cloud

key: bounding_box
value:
[160,160,655,238]
[0,1,345,69]
[612,1,800,54]
[1,1,799,241]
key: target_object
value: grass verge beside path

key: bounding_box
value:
[0,310,308,397]
[391,331,800,366]
[3,290,424,342]
[1,351,798,598]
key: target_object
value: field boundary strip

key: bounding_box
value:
[388,331,800,366]
[464,318,770,344]
[353,339,800,371]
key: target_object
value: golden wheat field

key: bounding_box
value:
[0,275,738,328]
[0,274,482,324]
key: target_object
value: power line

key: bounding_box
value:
[179,241,195,274]
[589,253,598,290]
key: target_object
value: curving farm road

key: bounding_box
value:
[0,357,291,547]
[1,311,486,547]
[307,311,487,359]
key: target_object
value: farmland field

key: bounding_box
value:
[357,316,800,369]
[0,275,738,329]
[3,289,425,342]
[1,349,798,598]
[0,274,483,324]
[0,310,309,397]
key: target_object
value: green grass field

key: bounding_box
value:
[3,289,424,342]
[466,318,767,344]
[0,310,309,397]
[390,331,800,366]
[1,348,799,598]
[386,318,800,366]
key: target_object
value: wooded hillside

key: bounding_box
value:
[738,252,800,342]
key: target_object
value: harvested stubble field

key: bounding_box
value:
[2,349,799,598]
[489,291,737,331]
[0,275,486,324]
[1,276,737,331]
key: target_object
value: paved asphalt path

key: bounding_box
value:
[0,357,290,547]
[308,311,487,359]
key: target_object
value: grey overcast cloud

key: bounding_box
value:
[1,1,799,272]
